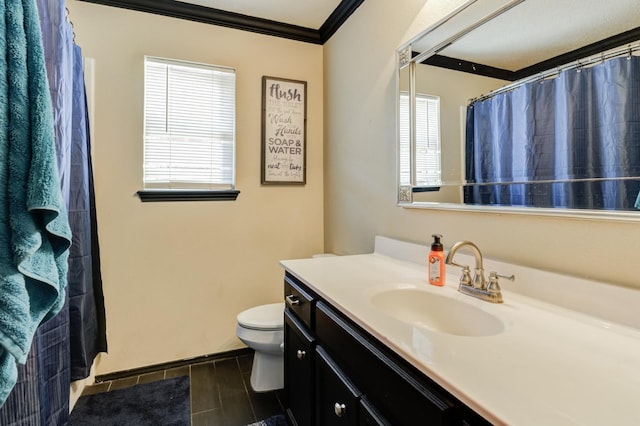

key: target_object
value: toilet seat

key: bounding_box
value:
[237,302,284,331]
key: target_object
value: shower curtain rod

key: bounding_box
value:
[464,175,640,188]
[470,41,640,104]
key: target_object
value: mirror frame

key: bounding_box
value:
[396,0,640,223]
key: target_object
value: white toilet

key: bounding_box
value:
[236,302,285,392]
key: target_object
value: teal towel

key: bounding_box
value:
[635,191,640,209]
[0,0,72,406]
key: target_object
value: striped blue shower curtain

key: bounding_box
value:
[464,55,640,210]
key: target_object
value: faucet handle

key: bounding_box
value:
[487,271,515,297]
[489,271,515,282]
[448,260,467,270]
[448,261,473,287]
[459,265,473,287]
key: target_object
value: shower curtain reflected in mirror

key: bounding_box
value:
[465,55,640,210]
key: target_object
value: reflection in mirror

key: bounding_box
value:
[398,60,411,197]
[397,0,640,218]
[412,65,504,204]
[464,53,640,210]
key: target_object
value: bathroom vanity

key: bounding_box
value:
[283,272,488,425]
[281,237,640,425]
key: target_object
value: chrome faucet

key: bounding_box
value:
[445,241,514,303]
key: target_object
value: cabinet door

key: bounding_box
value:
[315,347,361,426]
[316,302,456,425]
[359,398,391,426]
[284,310,315,426]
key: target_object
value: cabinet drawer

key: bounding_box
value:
[284,273,315,329]
[316,302,456,425]
[284,310,315,426]
[359,397,391,426]
[316,346,361,426]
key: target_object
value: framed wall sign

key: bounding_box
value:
[261,76,307,185]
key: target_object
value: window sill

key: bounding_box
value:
[137,189,240,202]
[412,186,441,193]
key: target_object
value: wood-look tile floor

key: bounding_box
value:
[80,352,284,426]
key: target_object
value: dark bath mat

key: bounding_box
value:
[69,375,190,425]
[247,414,287,426]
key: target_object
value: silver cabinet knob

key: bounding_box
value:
[296,350,306,360]
[285,294,300,306]
[334,402,347,417]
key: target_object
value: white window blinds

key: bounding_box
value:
[143,56,236,190]
[399,93,411,186]
[399,93,441,187]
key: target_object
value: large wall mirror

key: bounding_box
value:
[397,0,640,221]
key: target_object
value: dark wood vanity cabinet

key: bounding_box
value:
[359,398,390,425]
[315,346,362,425]
[283,272,490,426]
[284,274,316,426]
[284,310,315,426]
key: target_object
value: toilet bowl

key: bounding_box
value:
[236,302,285,392]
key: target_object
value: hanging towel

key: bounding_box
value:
[0,0,72,406]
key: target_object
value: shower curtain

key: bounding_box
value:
[0,0,106,423]
[68,43,107,382]
[464,55,640,210]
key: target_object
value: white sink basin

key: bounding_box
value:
[370,288,507,337]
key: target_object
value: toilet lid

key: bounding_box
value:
[237,302,284,330]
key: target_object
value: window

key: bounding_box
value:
[399,93,441,188]
[140,56,238,201]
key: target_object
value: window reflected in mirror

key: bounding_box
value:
[399,93,441,188]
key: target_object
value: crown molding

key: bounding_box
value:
[319,0,364,43]
[513,25,640,79]
[422,26,640,82]
[76,0,364,45]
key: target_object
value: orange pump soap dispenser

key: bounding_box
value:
[428,234,445,286]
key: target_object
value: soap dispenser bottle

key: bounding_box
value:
[428,234,445,286]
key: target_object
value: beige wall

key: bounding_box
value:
[67,1,324,374]
[323,0,640,289]
[66,0,640,376]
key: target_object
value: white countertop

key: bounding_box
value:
[281,237,640,425]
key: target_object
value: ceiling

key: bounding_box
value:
[444,0,640,70]
[77,0,364,44]
[176,0,343,29]
[412,0,640,81]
